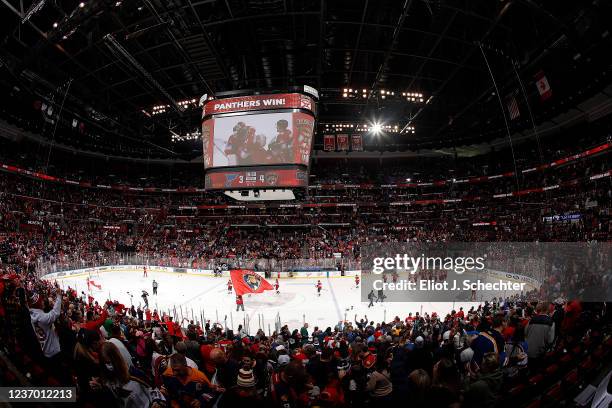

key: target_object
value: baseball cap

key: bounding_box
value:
[278,355,291,366]
[460,347,475,363]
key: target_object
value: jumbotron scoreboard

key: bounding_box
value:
[201,87,317,198]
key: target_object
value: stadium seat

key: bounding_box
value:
[593,345,608,360]
[524,397,541,408]
[544,364,559,376]
[562,369,578,385]
[541,382,563,408]
[509,383,526,397]
[529,374,544,387]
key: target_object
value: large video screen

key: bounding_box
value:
[202,111,314,169]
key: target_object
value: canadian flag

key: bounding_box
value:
[535,71,552,101]
[230,270,274,296]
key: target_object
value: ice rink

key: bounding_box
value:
[47,268,479,334]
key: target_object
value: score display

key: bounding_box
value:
[204,167,308,189]
[202,92,316,191]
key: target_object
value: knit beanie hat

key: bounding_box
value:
[237,368,256,388]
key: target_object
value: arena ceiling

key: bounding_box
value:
[0,0,611,158]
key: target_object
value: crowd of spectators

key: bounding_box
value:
[2,267,610,407]
[0,133,609,274]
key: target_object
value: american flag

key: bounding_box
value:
[505,93,520,120]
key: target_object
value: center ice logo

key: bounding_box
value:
[243,272,262,291]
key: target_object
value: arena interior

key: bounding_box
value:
[0,1,611,407]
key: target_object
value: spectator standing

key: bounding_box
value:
[366,357,393,404]
[463,352,503,408]
[525,302,555,370]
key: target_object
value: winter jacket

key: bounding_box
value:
[525,314,555,359]
[463,368,503,408]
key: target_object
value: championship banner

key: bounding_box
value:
[351,134,363,151]
[337,134,349,151]
[202,93,316,117]
[323,134,335,151]
[230,269,273,296]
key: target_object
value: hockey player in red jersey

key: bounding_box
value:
[227,279,233,294]
[268,119,292,163]
[274,278,280,295]
[236,295,245,311]
[316,280,322,296]
[224,122,246,165]
[143,266,147,277]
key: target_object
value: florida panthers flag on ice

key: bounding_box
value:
[230,270,274,296]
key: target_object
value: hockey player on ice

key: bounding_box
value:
[236,295,244,311]
[274,278,280,295]
[227,279,233,294]
[316,280,322,296]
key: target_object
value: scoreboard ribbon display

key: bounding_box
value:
[205,167,308,189]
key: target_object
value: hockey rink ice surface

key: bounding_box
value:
[50,269,478,333]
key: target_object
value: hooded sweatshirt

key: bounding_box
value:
[30,293,62,358]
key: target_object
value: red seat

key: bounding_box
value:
[559,353,573,364]
[579,357,597,373]
[509,383,526,397]
[525,398,541,408]
[545,364,559,376]
[593,345,607,359]
[529,374,544,386]
[545,383,563,401]
[563,369,578,386]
